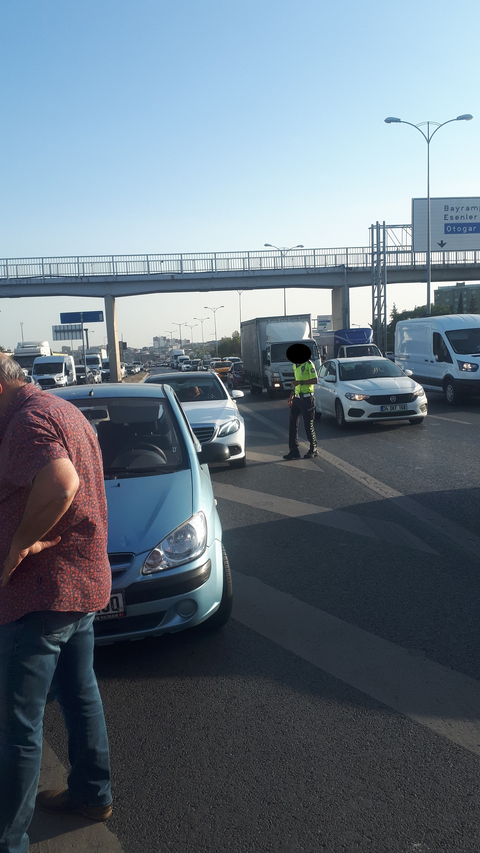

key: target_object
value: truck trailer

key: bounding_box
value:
[241,314,320,396]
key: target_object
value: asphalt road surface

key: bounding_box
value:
[44,377,480,853]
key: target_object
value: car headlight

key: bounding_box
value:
[413,384,425,397]
[345,393,370,401]
[217,418,241,437]
[457,360,479,372]
[142,512,207,574]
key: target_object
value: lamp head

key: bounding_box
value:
[385,116,401,123]
[457,114,473,121]
[264,243,273,247]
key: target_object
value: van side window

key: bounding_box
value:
[433,333,452,364]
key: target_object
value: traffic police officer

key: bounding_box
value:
[283,343,318,460]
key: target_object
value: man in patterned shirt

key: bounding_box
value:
[0,355,112,853]
[283,343,318,460]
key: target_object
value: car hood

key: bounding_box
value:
[105,468,193,555]
[341,376,417,394]
[181,400,240,424]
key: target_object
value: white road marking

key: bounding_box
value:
[240,402,480,561]
[232,571,480,757]
[213,481,437,553]
[247,449,325,472]
[428,414,472,425]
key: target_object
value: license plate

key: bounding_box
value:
[95,591,126,621]
[380,404,407,412]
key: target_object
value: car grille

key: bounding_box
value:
[366,393,416,404]
[192,425,216,443]
[108,552,134,583]
[38,378,56,388]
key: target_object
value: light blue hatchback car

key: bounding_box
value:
[50,383,232,645]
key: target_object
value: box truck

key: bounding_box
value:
[241,315,320,396]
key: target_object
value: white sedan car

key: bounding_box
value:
[144,371,246,467]
[315,357,428,428]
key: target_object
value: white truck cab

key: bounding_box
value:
[395,314,480,404]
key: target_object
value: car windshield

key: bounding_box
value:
[102,361,109,369]
[73,397,186,479]
[345,345,381,357]
[145,375,227,401]
[445,328,480,354]
[338,360,405,381]
[33,362,64,375]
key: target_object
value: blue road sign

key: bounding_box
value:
[60,311,104,323]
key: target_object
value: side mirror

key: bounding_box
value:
[404,369,413,377]
[231,390,244,399]
[197,443,230,465]
[324,375,335,383]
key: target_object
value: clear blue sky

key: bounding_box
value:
[0,0,478,348]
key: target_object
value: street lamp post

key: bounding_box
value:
[264,244,304,315]
[194,317,210,356]
[185,324,197,352]
[237,290,244,327]
[385,114,473,316]
[204,306,224,356]
[173,322,186,350]
[20,322,24,343]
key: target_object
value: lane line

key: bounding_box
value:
[240,402,480,561]
[213,481,437,553]
[232,571,480,757]
[428,414,472,425]
[247,449,325,472]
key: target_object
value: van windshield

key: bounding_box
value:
[33,362,64,375]
[445,328,480,355]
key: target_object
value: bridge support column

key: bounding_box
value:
[104,295,121,382]
[332,273,350,329]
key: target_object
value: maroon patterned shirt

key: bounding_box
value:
[0,384,111,624]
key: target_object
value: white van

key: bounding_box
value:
[395,314,480,404]
[32,355,76,389]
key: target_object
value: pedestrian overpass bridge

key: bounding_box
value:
[2,228,479,380]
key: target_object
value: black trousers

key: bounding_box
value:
[288,394,317,453]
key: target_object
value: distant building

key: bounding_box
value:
[434,282,480,314]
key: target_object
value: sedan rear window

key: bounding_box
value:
[338,360,405,381]
[74,397,186,478]
[145,376,228,401]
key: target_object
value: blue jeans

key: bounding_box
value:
[0,611,111,853]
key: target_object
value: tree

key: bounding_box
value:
[218,331,241,358]
[468,292,478,313]
[457,291,464,314]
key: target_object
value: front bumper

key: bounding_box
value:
[94,541,224,645]
[344,396,428,422]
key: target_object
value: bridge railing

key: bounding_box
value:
[0,246,479,280]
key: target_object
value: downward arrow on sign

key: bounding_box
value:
[437,240,447,248]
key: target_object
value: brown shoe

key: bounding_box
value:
[36,788,113,821]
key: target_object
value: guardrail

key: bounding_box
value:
[0,246,479,280]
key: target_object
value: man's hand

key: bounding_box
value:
[2,537,61,587]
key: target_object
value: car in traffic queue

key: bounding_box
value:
[314,357,428,428]
[226,361,247,390]
[211,359,233,380]
[75,367,96,385]
[48,383,233,645]
[144,371,246,468]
